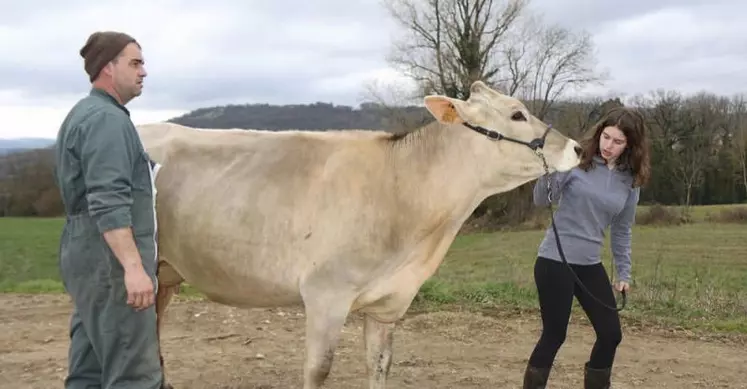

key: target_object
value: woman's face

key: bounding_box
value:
[599,125,627,164]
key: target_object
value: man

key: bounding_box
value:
[53,31,163,389]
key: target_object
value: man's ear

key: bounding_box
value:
[100,62,115,78]
[424,95,468,124]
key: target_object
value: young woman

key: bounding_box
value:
[522,107,651,389]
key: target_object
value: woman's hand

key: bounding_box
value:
[615,281,630,293]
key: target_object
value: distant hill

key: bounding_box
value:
[0,138,55,156]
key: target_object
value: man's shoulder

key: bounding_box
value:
[63,96,109,126]
[69,90,132,121]
[72,104,133,137]
[56,96,96,143]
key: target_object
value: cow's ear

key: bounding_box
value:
[424,95,467,124]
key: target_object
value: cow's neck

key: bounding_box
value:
[374,122,490,290]
[387,122,487,233]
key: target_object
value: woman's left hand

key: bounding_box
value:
[615,281,630,293]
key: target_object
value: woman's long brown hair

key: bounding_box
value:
[578,107,651,188]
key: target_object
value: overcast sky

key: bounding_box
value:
[1,0,744,139]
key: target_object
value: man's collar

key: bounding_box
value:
[90,87,130,116]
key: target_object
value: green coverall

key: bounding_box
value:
[53,88,163,389]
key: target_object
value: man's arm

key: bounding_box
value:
[101,228,144,273]
[79,112,142,272]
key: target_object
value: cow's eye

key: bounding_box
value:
[511,111,526,121]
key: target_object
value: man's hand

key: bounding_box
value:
[615,281,630,293]
[124,265,155,310]
[102,227,155,311]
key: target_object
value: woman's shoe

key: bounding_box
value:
[522,364,551,389]
[584,362,611,389]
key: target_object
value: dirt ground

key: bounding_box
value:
[1,294,745,389]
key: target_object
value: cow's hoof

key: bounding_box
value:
[161,381,174,389]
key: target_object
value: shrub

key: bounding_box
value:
[636,204,689,226]
[705,207,747,224]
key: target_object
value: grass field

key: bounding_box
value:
[2,204,746,336]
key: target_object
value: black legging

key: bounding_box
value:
[528,256,623,369]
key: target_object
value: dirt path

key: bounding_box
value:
[1,293,744,389]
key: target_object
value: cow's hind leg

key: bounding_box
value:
[301,288,354,389]
[364,314,396,389]
[155,260,184,389]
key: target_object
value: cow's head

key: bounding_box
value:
[423,80,582,192]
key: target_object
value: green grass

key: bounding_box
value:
[2,206,746,335]
[0,218,66,293]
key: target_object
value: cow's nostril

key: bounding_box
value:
[574,145,583,157]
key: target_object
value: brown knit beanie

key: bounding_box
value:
[79,31,138,82]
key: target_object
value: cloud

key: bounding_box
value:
[0,0,744,138]
[0,1,399,108]
[587,2,747,97]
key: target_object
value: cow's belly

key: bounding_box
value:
[157,219,311,308]
[156,210,390,309]
[190,272,304,308]
[157,215,418,311]
[161,247,306,308]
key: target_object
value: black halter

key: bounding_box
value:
[462,122,552,151]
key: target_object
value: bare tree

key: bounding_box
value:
[381,0,605,116]
[643,89,685,149]
[507,13,608,119]
[382,0,523,98]
[674,93,725,210]
[728,94,747,197]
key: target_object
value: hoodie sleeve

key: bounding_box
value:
[610,186,640,283]
[533,170,573,206]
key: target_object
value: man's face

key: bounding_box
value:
[111,42,147,103]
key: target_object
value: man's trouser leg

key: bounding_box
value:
[65,306,102,389]
[62,241,163,389]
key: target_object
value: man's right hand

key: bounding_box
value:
[102,227,155,311]
[124,265,155,310]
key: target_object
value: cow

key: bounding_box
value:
[135,80,582,389]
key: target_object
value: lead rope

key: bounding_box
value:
[536,149,627,312]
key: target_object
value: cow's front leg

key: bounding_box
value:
[301,289,354,389]
[364,314,396,389]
